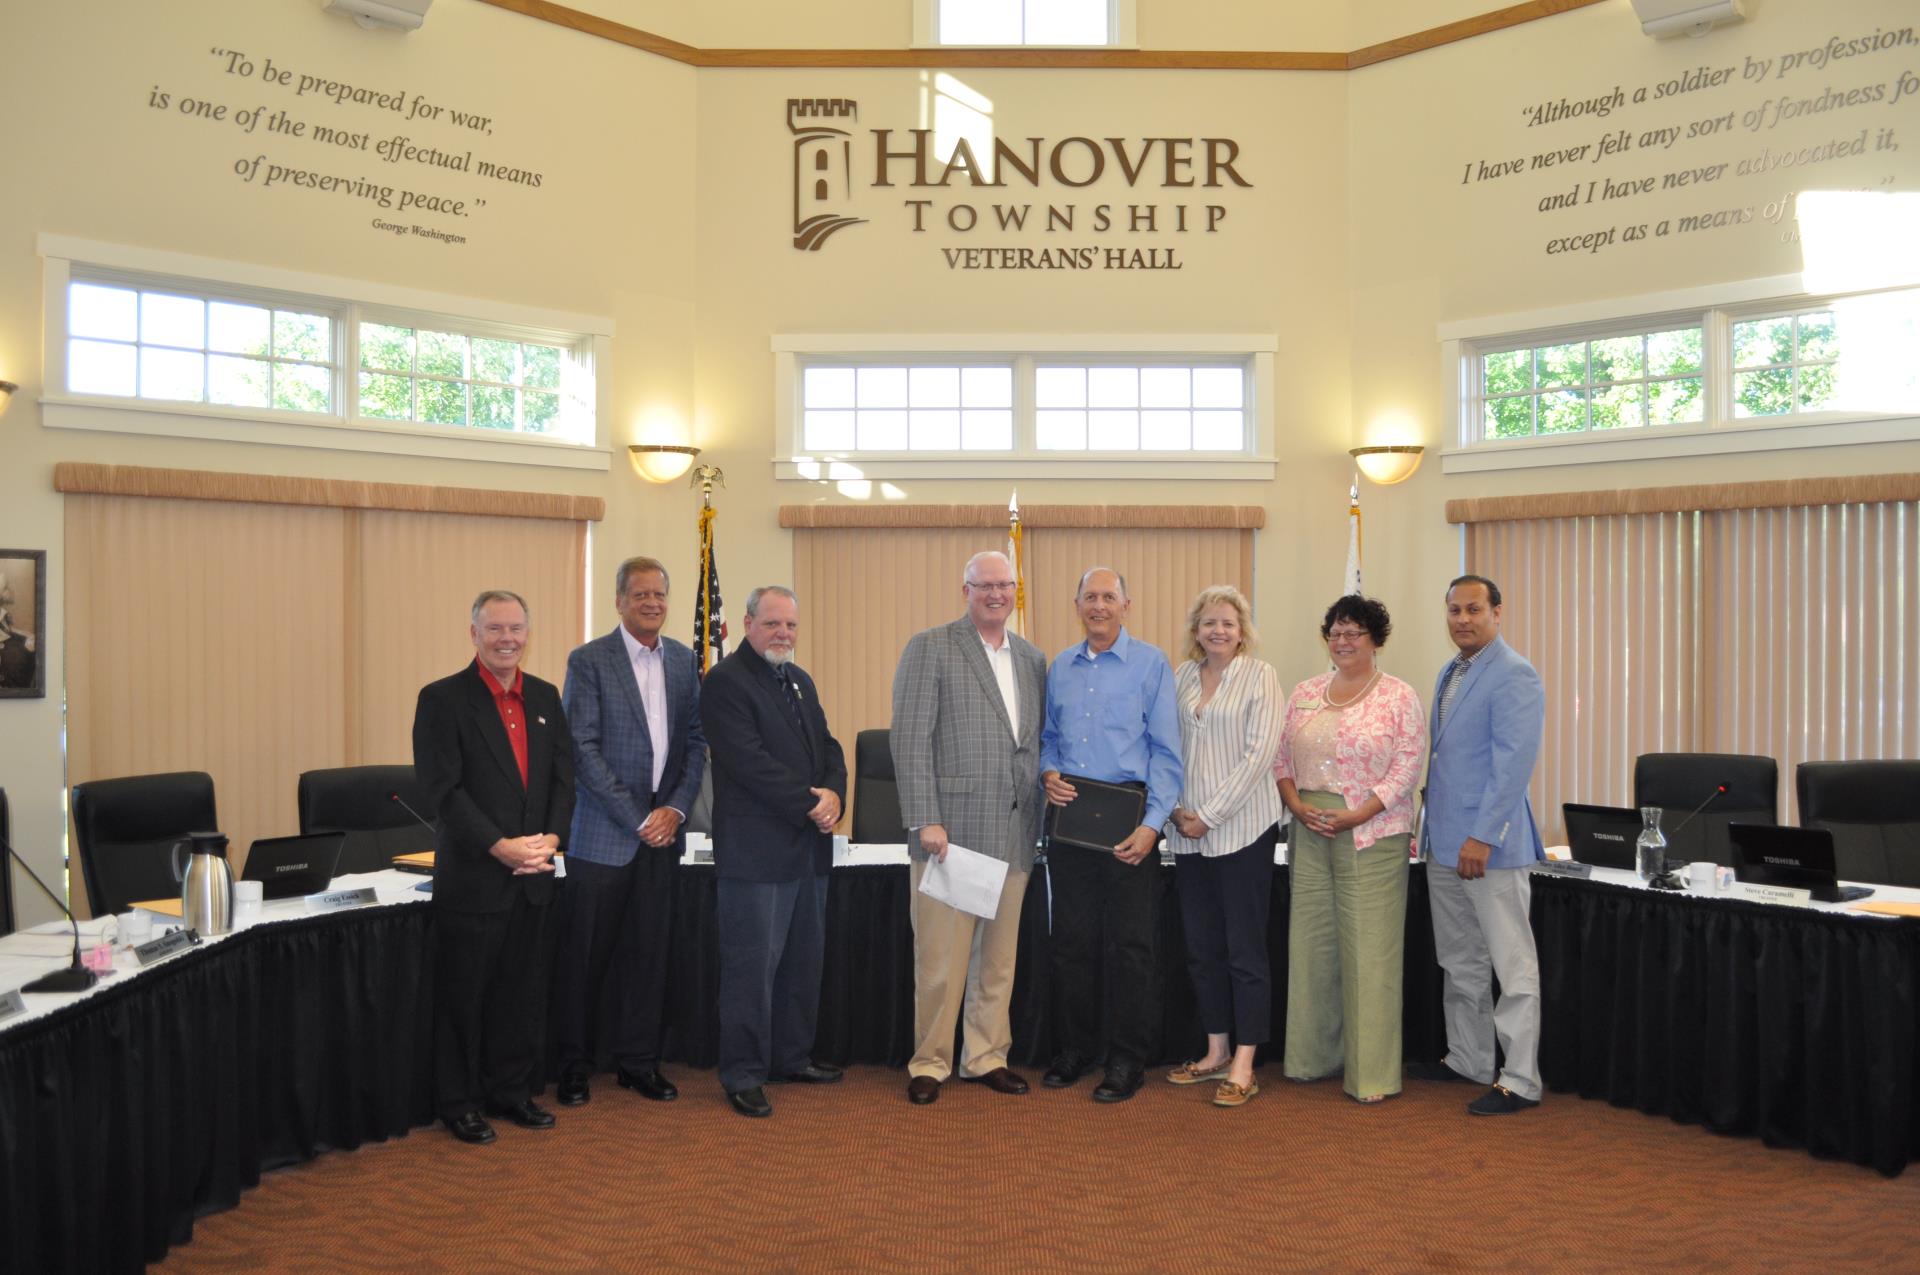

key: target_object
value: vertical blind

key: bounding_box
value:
[1466,496,1918,837]
[791,519,1255,827]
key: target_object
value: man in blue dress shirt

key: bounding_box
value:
[1039,567,1183,1102]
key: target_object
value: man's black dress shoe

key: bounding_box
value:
[556,1073,590,1107]
[770,1062,843,1084]
[907,1075,941,1105]
[962,1067,1030,1095]
[728,1086,773,1117]
[1042,1054,1090,1088]
[446,1111,496,1144]
[617,1067,678,1101]
[1091,1065,1144,1103]
[1467,1084,1541,1116]
[485,1098,556,1129]
[1405,1058,1481,1085]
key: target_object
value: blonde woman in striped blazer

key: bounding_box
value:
[1163,585,1286,1108]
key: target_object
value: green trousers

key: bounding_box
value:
[1283,789,1409,1099]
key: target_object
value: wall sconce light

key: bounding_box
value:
[628,444,701,484]
[0,382,16,419]
[1349,444,1425,486]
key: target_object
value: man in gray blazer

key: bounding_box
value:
[553,556,706,1107]
[890,551,1047,1105]
[1411,574,1546,1116]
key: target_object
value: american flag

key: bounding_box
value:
[694,503,726,675]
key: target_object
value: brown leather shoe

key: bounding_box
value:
[907,1075,941,1105]
[962,1067,1030,1095]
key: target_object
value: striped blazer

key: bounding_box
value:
[1164,654,1286,858]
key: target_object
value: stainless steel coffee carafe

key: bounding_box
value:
[171,831,233,935]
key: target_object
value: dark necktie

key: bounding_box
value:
[778,667,815,759]
[1436,654,1471,732]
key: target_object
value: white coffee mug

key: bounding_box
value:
[233,879,265,928]
[1688,861,1715,892]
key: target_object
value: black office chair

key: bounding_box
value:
[297,765,434,874]
[851,728,906,844]
[0,787,14,936]
[684,761,714,836]
[71,771,218,916]
[1633,752,1777,867]
[1797,760,1920,887]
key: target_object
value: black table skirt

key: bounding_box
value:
[1532,873,1920,1177]
[6,864,1918,1271]
[0,906,435,1275]
[653,861,1443,1072]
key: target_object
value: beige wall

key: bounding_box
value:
[0,0,697,920]
[1349,0,1920,681]
[3,0,1916,919]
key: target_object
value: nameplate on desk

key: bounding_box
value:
[1531,860,1594,879]
[1732,881,1811,906]
[304,887,379,914]
[0,989,26,1022]
[135,929,200,966]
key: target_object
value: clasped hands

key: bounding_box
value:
[1291,803,1369,838]
[638,806,683,848]
[490,832,561,875]
[1043,770,1158,865]
[807,787,841,833]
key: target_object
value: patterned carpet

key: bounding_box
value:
[162,1066,1920,1273]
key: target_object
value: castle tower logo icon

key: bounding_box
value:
[789,98,867,251]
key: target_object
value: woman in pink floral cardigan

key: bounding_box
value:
[1272,595,1427,1103]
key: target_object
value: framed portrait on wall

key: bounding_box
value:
[0,549,45,699]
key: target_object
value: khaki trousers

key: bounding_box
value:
[1284,790,1409,1100]
[908,860,1029,1081]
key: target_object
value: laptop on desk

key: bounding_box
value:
[1563,803,1641,871]
[1729,823,1873,904]
[242,833,345,900]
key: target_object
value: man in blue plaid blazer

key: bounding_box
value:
[553,556,706,1108]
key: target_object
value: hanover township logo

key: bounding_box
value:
[789,98,866,251]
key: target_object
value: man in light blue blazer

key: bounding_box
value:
[553,556,706,1108]
[1412,574,1546,1116]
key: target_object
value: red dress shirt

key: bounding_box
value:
[476,659,530,788]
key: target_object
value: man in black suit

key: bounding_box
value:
[699,585,847,1118]
[413,590,576,1145]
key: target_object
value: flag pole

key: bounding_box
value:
[1007,490,1028,639]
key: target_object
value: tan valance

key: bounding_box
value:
[53,462,605,522]
[1445,473,1920,525]
[778,504,1265,530]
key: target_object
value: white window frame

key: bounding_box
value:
[1441,273,1920,474]
[911,0,1138,49]
[39,234,613,471]
[772,334,1276,480]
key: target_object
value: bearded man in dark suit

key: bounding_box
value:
[699,584,846,1118]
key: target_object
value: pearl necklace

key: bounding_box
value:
[1323,668,1380,709]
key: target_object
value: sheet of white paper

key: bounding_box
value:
[916,843,1010,921]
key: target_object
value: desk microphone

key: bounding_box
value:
[1668,785,1727,837]
[1,834,100,994]
[388,793,438,883]
[389,792,435,833]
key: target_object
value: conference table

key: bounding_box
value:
[4,852,1919,1273]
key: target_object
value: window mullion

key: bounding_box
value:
[1014,354,1036,450]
